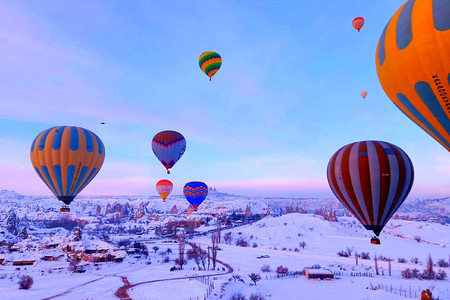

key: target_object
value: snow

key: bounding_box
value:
[0,190,448,299]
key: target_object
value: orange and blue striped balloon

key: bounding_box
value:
[376,0,450,152]
[30,126,105,205]
[199,51,222,81]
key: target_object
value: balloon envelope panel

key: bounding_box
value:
[30,126,105,205]
[327,141,414,236]
[376,0,450,152]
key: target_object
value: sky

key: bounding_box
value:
[0,0,449,198]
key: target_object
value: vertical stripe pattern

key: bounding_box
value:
[327,141,414,236]
[30,126,105,205]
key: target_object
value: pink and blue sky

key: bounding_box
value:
[0,0,449,198]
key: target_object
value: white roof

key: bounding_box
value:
[305,268,333,275]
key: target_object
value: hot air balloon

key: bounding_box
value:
[30,126,105,211]
[352,17,365,32]
[199,51,222,81]
[376,0,450,152]
[361,91,368,99]
[156,179,173,202]
[152,130,186,174]
[327,141,414,244]
[183,181,208,211]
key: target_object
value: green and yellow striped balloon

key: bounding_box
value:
[199,51,222,81]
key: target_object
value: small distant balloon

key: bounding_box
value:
[352,17,365,32]
[199,51,222,81]
[156,179,173,202]
[361,91,368,98]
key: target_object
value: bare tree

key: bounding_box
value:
[374,255,379,276]
[199,250,207,270]
[211,232,219,269]
[248,273,261,285]
[177,233,186,269]
[224,232,232,244]
[152,246,159,254]
[422,254,435,279]
[187,220,195,239]
[355,251,359,266]
[388,259,392,276]
[216,222,222,243]
[190,243,201,269]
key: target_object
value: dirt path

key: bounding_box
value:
[115,276,132,300]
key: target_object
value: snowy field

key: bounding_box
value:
[0,191,449,300]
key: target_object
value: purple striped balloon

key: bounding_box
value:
[327,141,414,237]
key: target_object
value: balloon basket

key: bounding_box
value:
[370,237,380,245]
[60,206,70,212]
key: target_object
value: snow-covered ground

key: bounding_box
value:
[0,190,449,300]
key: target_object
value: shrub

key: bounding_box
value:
[276,265,288,276]
[261,265,271,272]
[159,250,167,257]
[310,264,321,269]
[252,243,258,248]
[398,258,407,263]
[248,273,261,285]
[166,248,172,254]
[230,293,246,300]
[437,259,449,268]
[152,246,159,253]
[436,270,447,280]
[162,256,170,263]
[294,248,300,252]
[249,293,265,300]
[282,247,287,251]
[299,241,307,249]
[410,257,419,264]
[236,238,249,247]
[232,274,241,282]
[337,250,350,257]
[18,275,33,290]
[402,268,412,279]
[360,252,370,260]
[414,236,421,243]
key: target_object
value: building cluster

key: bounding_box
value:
[0,226,127,268]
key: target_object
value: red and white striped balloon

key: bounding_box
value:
[327,141,414,237]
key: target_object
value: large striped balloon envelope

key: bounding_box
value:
[30,126,105,206]
[152,130,186,174]
[199,51,222,81]
[376,0,450,152]
[183,181,208,211]
[327,141,414,238]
